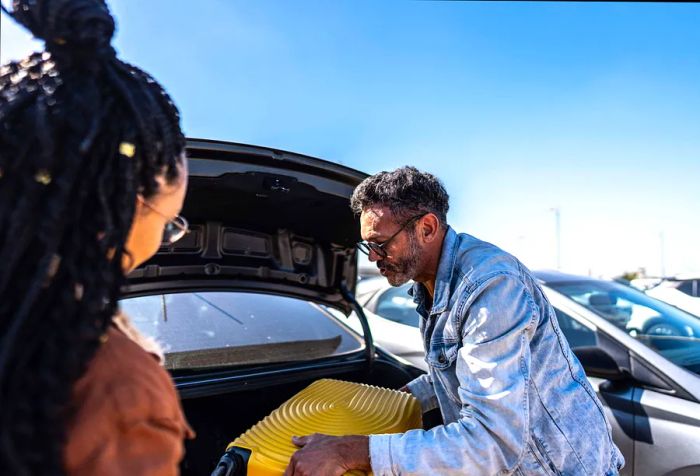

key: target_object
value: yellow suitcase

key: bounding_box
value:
[212,379,422,476]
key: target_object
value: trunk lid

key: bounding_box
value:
[126,139,367,314]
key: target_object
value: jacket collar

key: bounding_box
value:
[409,226,459,315]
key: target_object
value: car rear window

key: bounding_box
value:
[119,291,364,370]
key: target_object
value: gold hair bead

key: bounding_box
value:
[74,283,84,301]
[119,142,136,158]
[42,254,62,288]
[47,254,61,279]
[54,37,67,45]
[0,168,4,179]
[34,169,52,185]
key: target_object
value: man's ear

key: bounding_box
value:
[418,213,441,244]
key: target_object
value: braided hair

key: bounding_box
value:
[0,1,186,474]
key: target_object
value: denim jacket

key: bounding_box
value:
[369,227,624,475]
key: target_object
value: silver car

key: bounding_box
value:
[358,270,700,476]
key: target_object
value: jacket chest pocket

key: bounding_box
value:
[427,340,459,369]
[427,341,462,403]
[424,309,460,368]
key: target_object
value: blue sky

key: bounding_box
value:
[3,1,699,277]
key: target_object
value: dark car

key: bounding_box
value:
[120,139,425,475]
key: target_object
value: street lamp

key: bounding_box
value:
[550,207,561,270]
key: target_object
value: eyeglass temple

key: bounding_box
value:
[169,215,188,232]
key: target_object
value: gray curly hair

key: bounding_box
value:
[350,166,450,227]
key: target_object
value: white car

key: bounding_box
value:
[354,276,425,369]
[636,275,700,317]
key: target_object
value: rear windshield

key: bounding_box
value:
[119,291,364,370]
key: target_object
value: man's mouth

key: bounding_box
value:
[378,261,394,276]
[379,264,393,276]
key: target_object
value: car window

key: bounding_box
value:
[119,291,364,371]
[375,284,420,328]
[554,308,597,349]
[547,280,700,376]
[677,280,695,297]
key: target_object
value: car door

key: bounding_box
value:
[631,382,700,476]
[547,291,700,476]
[550,305,636,475]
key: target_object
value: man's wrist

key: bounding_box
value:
[343,435,371,471]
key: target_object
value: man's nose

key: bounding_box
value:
[368,248,381,262]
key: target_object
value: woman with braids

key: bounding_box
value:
[0,0,195,474]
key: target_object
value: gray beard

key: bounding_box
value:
[381,233,421,286]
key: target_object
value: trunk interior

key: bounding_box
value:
[179,360,420,476]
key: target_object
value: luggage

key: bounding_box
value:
[212,379,422,476]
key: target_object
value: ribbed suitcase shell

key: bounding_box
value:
[227,379,422,475]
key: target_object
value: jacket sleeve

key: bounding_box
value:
[406,373,439,412]
[369,274,536,475]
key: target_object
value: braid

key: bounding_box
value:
[0,1,186,474]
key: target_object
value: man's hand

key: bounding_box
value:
[283,433,370,476]
[399,385,412,394]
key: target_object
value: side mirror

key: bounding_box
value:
[572,346,626,381]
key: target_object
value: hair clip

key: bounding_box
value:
[47,254,61,278]
[34,169,52,185]
[42,254,62,288]
[74,283,84,301]
[119,142,136,158]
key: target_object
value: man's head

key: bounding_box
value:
[350,166,449,286]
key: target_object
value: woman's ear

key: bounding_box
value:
[134,194,148,215]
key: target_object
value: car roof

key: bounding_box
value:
[670,273,700,281]
[533,269,601,285]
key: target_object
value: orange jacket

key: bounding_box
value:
[64,324,194,475]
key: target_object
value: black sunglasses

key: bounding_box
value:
[356,213,427,258]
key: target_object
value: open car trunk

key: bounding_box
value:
[129,139,368,314]
[121,139,430,475]
[178,357,422,476]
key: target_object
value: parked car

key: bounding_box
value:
[632,275,700,318]
[356,270,700,476]
[120,139,426,476]
[353,276,426,369]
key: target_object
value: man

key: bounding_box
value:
[284,167,624,475]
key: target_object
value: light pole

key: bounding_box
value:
[659,231,666,277]
[550,207,561,270]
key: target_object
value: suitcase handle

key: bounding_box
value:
[210,446,251,476]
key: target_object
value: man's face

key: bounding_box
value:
[359,206,422,286]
